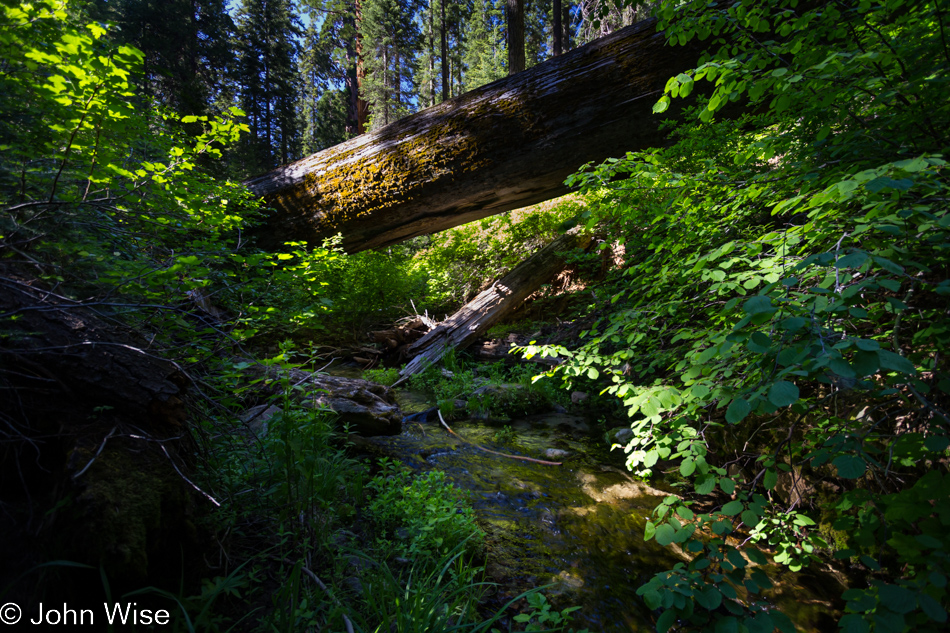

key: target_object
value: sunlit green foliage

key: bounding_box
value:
[520,0,949,630]
[415,198,583,307]
[367,458,483,560]
[0,0,263,318]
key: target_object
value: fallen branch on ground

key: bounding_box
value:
[436,409,562,467]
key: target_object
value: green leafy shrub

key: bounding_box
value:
[363,366,401,386]
[367,459,483,560]
[517,0,950,630]
[414,198,583,309]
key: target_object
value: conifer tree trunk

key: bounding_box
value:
[428,6,435,106]
[246,18,704,253]
[354,0,368,134]
[441,0,449,101]
[563,2,571,51]
[507,0,525,74]
[553,0,562,56]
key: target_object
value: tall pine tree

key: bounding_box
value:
[233,0,302,174]
[90,0,235,116]
[463,0,507,90]
[359,0,420,129]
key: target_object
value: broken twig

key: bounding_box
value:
[436,409,562,466]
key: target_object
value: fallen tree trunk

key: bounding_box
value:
[245,18,702,253]
[398,230,591,378]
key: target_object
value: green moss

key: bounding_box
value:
[301,95,547,234]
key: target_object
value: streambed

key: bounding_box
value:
[364,389,680,632]
[335,370,840,632]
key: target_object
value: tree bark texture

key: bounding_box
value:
[507,0,525,74]
[398,230,591,378]
[245,18,702,254]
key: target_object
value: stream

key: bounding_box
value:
[359,386,679,631]
[337,369,840,631]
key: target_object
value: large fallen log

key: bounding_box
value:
[397,230,591,378]
[245,18,702,253]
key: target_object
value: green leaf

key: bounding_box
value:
[748,332,771,352]
[741,509,760,527]
[924,436,950,452]
[830,358,856,379]
[642,589,662,610]
[721,500,744,516]
[764,469,778,490]
[747,613,774,633]
[715,615,738,633]
[655,523,676,546]
[696,587,723,610]
[695,473,716,494]
[746,549,767,565]
[653,95,671,114]
[768,381,799,407]
[839,614,869,633]
[644,450,660,468]
[852,350,880,377]
[681,459,697,477]
[878,584,916,614]
[726,398,752,424]
[877,350,916,375]
[836,251,868,269]
[657,609,676,633]
[833,455,867,479]
[743,296,775,315]
[919,593,948,622]
[719,478,736,495]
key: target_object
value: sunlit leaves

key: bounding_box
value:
[519,1,949,630]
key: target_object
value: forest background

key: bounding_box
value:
[82,0,637,179]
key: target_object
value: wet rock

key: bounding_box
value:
[472,383,523,397]
[576,471,671,503]
[239,404,282,437]
[245,365,402,436]
[544,448,572,460]
[525,412,589,433]
[611,427,633,445]
[554,569,585,590]
[344,576,364,596]
[296,373,402,435]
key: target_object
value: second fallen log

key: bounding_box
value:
[398,230,591,378]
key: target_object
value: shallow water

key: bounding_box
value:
[367,401,680,632]
[326,363,842,631]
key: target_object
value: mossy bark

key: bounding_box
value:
[245,18,702,253]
